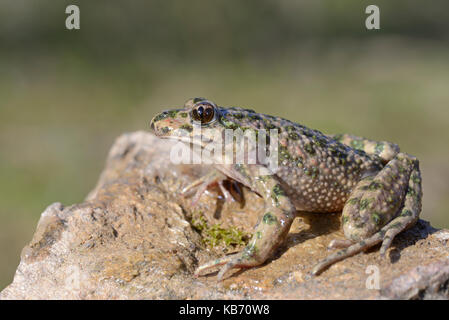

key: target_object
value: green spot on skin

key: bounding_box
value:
[331,148,346,160]
[360,198,372,210]
[153,112,169,122]
[347,198,359,205]
[161,127,170,134]
[401,209,412,217]
[390,222,402,229]
[180,112,188,118]
[288,132,299,140]
[262,212,278,225]
[412,175,421,184]
[311,167,319,179]
[304,166,319,179]
[351,139,365,151]
[369,181,383,190]
[273,184,285,197]
[167,110,178,118]
[342,215,349,225]
[303,130,313,138]
[249,114,261,120]
[271,193,280,206]
[304,143,315,155]
[256,231,262,239]
[220,116,239,130]
[242,244,258,260]
[354,149,366,157]
[375,142,384,155]
[279,145,291,161]
[372,212,382,225]
[286,127,301,141]
[193,97,206,103]
[263,119,276,130]
[315,137,327,148]
[180,124,193,132]
[333,134,344,142]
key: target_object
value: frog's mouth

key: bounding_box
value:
[150,116,217,150]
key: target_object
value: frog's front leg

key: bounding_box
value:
[194,164,296,280]
[312,152,422,275]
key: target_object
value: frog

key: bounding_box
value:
[149,97,422,280]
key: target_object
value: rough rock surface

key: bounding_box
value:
[1,132,448,300]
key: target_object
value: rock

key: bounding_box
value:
[1,131,448,299]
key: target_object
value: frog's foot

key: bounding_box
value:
[217,181,235,202]
[312,211,419,275]
[223,180,244,204]
[194,250,263,280]
[182,170,235,205]
[312,153,422,276]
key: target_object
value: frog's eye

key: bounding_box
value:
[192,101,216,124]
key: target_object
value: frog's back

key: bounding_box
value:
[220,106,383,212]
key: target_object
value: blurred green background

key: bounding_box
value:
[1,0,449,290]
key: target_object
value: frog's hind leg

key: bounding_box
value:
[312,153,422,275]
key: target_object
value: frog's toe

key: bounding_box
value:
[194,251,260,280]
[194,254,237,278]
[184,170,227,196]
[190,182,210,206]
[216,254,260,280]
[328,239,353,249]
[180,181,210,206]
[217,262,236,281]
[181,180,205,198]
[312,209,419,276]
[311,231,385,276]
[181,170,241,205]
[187,180,238,206]
[217,181,234,202]
[379,224,404,257]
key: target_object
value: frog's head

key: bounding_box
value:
[150,98,224,147]
[150,97,271,151]
[150,98,279,167]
